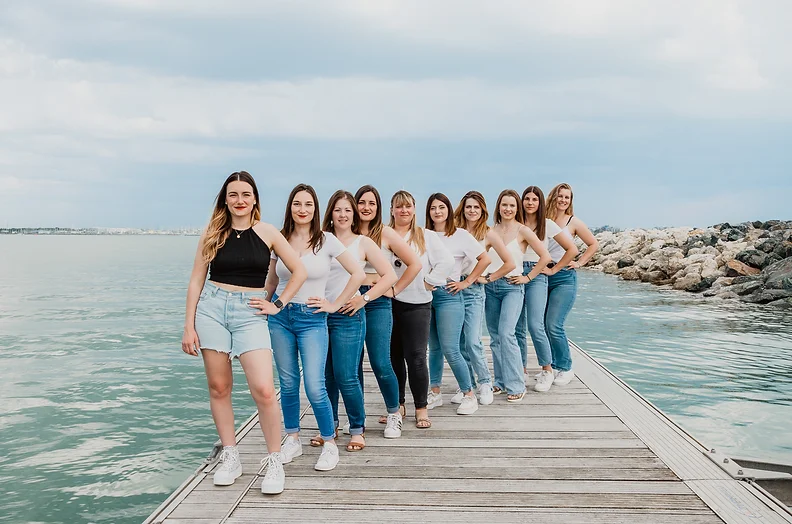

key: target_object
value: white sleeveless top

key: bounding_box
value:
[487,238,522,278]
[274,232,346,304]
[325,235,365,303]
[524,219,563,262]
[547,216,574,263]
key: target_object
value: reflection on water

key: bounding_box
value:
[570,271,792,464]
[0,236,790,523]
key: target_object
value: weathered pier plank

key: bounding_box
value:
[146,340,791,524]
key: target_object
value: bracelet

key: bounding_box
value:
[526,275,532,283]
[391,284,397,297]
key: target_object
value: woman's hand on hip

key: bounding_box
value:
[248,298,280,315]
[307,296,339,314]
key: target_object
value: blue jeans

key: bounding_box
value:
[326,310,366,435]
[516,262,552,368]
[459,280,490,387]
[546,269,577,372]
[428,287,473,393]
[484,278,525,395]
[268,301,335,440]
[360,286,400,414]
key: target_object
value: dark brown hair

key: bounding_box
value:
[202,171,261,262]
[323,190,361,235]
[494,189,524,225]
[521,186,546,240]
[281,183,324,253]
[425,192,457,236]
[355,185,383,246]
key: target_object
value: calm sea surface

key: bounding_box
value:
[1,235,790,523]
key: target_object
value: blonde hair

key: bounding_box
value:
[389,190,425,255]
[202,171,261,263]
[547,183,574,220]
[454,191,489,241]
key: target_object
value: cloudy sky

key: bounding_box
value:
[1,1,790,229]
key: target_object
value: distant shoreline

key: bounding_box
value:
[0,227,201,236]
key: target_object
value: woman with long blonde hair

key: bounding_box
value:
[514,186,578,392]
[452,191,515,405]
[542,183,598,385]
[484,189,551,402]
[182,171,307,494]
[355,185,421,434]
[389,190,453,428]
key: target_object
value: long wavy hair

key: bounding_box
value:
[494,189,525,225]
[547,182,574,220]
[282,183,324,253]
[521,186,546,240]
[389,190,425,255]
[355,185,384,247]
[425,192,457,236]
[323,190,361,235]
[454,190,489,241]
[202,171,261,263]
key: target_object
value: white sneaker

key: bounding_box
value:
[450,389,464,404]
[554,370,575,386]
[342,422,350,435]
[427,390,443,410]
[314,442,339,471]
[456,394,479,415]
[384,412,403,438]
[280,435,303,464]
[478,383,494,405]
[534,370,555,392]
[260,452,285,494]
[213,446,242,486]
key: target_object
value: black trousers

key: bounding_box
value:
[390,299,431,409]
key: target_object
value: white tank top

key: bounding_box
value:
[325,236,365,303]
[487,238,522,278]
[547,216,574,263]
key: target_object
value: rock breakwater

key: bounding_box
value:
[587,221,792,308]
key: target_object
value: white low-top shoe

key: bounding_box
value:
[280,435,303,464]
[260,452,285,495]
[427,390,443,409]
[450,389,464,404]
[534,369,555,392]
[456,394,479,415]
[314,442,339,471]
[553,370,575,386]
[384,412,403,439]
[213,446,242,486]
[478,383,494,405]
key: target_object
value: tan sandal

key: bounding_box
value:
[346,434,366,452]
[310,428,338,447]
[415,416,432,429]
[507,391,526,403]
[492,386,504,395]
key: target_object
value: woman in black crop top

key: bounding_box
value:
[182,171,307,495]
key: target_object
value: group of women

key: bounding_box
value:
[181,172,598,495]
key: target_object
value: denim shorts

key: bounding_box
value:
[194,281,272,359]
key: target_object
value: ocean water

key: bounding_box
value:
[0,235,790,523]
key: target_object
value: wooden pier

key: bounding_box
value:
[145,340,791,523]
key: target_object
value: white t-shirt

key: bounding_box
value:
[393,229,453,304]
[436,228,485,281]
[274,232,347,304]
[325,236,365,303]
[547,220,574,263]
[524,219,563,262]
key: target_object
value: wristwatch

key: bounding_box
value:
[363,293,371,302]
[273,298,285,310]
[485,274,491,282]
